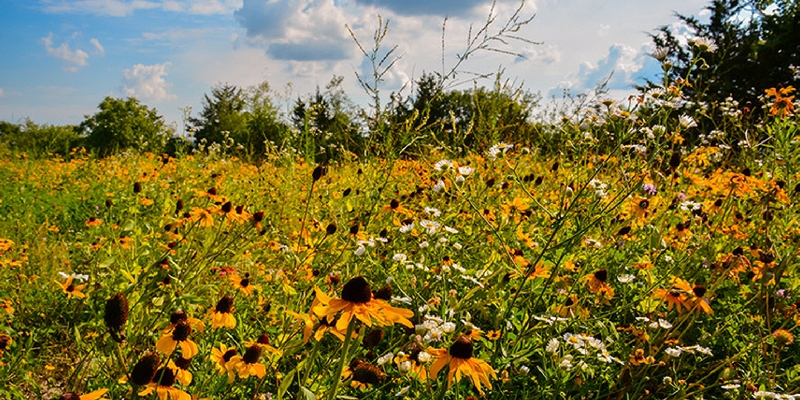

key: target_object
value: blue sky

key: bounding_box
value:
[0,0,709,129]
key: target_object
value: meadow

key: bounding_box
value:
[1,80,800,400]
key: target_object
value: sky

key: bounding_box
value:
[0,0,711,130]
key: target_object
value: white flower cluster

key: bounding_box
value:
[487,142,514,160]
[59,271,89,281]
[414,313,459,343]
[547,332,624,367]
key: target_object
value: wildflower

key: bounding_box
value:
[652,47,669,61]
[487,142,513,160]
[652,277,692,312]
[138,366,191,400]
[690,36,717,53]
[130,353,161,386]
[628,348,654,366]
[313,276,413,332]
[56,275,88,299]
[228,273,256,296]
[773,329,794,348]
[228,344,267,381]
[210,344,237,381]
[678,114,697,129]
[58,388,109,400]
[85,217,102,227]
[689,286,713,315]
[346,359,385,389]
[764,86,796,118]
[156,320,199,358]
[429,336,497,395]
[209,295,236,329]
[169,357,193,386]
[104,292,128,343]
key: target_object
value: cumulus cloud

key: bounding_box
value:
[235,0,354,61]
[551,43,653,96]
[41,0,239,16]
[121,62,177,102]
[41,33,90,72]
[352,0,488,16]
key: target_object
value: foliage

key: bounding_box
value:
[0,119,81,158]
[290,76,363,163]
[647,0,799,107]
[79,97,172,157]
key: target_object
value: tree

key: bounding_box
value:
[190,84,250,148]
[79,97,171,157]
[291,76,363,162]
[647,0,799,108]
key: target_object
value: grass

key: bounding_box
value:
[1,94,800,400]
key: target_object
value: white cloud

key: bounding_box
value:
[516,44,561,65]
[553,43,652,96]
[41,33,90,72]
[235,0,355,61]
[121,62,177,102]
[41,0,239,16]
[90,38,105,55]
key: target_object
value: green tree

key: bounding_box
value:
[190,84,250,149]
[291,76,363,162]
[79,97,171,157]
[648,0,799,107]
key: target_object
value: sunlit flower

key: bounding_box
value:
[138,367,191,400]
[156,320,199,359]
[228,273,257,296]
[312,276,413,332]
[210,344,237,383]
[428,336,497,395]
[228,344,267,381]
[690,37,717,53]
[208,295,236,329]
[345,359,385,389]
[56,276,88,299]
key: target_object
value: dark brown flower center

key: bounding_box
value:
[449,336,474,359]
[222,349,237,362]
[216,295,234,313]
[172,321,192,341]
[692,286,707,298]
[639,199,650,210]
[59,393,80,400]
[104,292,129,330]
[240,278,250,288]
[221,201,232,213]
[256,334,271,345]
[341,276,372,304]
[131,353,160,386]
[170,310,188,324]
[242,344,262,364]
[174,356,191,370]
[373,286,392,301]
[352,362,385,385]
[594,269,608,283]
[66,285,75,292]
[154,367,177,387]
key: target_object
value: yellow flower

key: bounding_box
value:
[208,295,236,329]
[169,357,193,386]
[429,336,497,395]
[138,367,192,400]
[313,276,413,332]
[228,273,256,296]
[56,276,87,299]
[210,344,238,383]
[228,345,267,382]
[156,321,199,359]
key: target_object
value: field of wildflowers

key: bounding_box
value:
[1,77,800,400]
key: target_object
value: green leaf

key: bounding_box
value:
[296,386,316,400]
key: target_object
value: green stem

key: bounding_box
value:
[325,317,358,400]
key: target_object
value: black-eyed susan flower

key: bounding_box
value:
[228,344,267,381]
[210,344,237,382]
[130,353,161,386]
[208,295,236,329]
[163,310,204,335]
[345,359,385,389]
[58,388,109,400]
[138,366,191,400]
[56,276,88,299]
[156,320,198,359]
[104,292,128,343]
[169,357,192,386]
[652,277,692,313]
[428,336,497,395]
[313,276,413,332]
[689,285,713,315]
[85,217,102,227]
[228,273,256,296]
